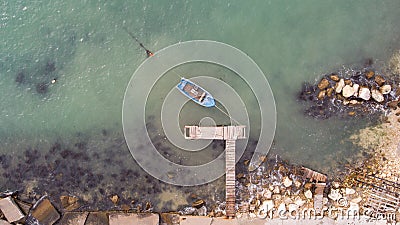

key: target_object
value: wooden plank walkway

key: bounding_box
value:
[184,125,246,218]
[184,126,246,140]
[225,139,236,218]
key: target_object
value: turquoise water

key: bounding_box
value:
[1,0,400,210]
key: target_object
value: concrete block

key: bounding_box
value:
[57,212,88,225]
[85,212,109,225]
[180,216,212,225]
[109,213,159,225]
[237,217,278,225]
[210,217,239,225]
[0,197,25,223]
[0,220,11,225]
[26,197,60,225]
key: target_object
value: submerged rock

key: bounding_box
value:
[317,90,326,100]
[374,75,386,86]
[15,72,25,84]
[329,74,340,82]
[36,82,48,94]
[317,78,330,90]
[299,65,400,119]
[365,70,375,79]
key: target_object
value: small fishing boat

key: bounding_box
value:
[176,78,215,107]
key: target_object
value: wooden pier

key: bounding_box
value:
[184,125,246,218]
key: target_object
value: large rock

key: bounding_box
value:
[0,197,25,223]
[374,75,386,86]
[352,84,359,97]
[304,190,313,199]
[371,89,384,102]
[26,197,60,225]
[329,74,340,81]
[282,176,292,187]
[326,87,334,97]
[335,79,345,93]
[358,87,371,100]
[328,189,342,201]
[317,90,326,100]
[365,70,375,79]
[380,84,391,94]
[342,85,355,98]
[318,78,330,90]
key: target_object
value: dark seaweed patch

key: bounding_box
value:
[45,61,56,74]
[36,82,48,94]
[15,72,25,84]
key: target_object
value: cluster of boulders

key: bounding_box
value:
[231,157,368,220]
[299,68,400,119]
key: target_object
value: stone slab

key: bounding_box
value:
[85,212,109,225]
[0,197,25,223]
[28,197,60,225]
[109,213,158,225]
[238,218,279,225]
[180,216,212,225]
[0,220,11,225]
[14,199,32,215]
[57,212,88,225]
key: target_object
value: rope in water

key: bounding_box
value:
[214,104,241,126]
[124,27,242,125]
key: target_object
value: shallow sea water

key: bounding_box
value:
[1,0,400,211]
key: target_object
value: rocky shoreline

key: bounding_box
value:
[298,60,400,119]
[2,50,400,224]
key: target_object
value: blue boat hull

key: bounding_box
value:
[176,78,215,107]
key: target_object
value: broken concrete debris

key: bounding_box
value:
[60,195,80,211]
[56,212,88,225]
[25,196,60,225]
[0,197,24,223]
